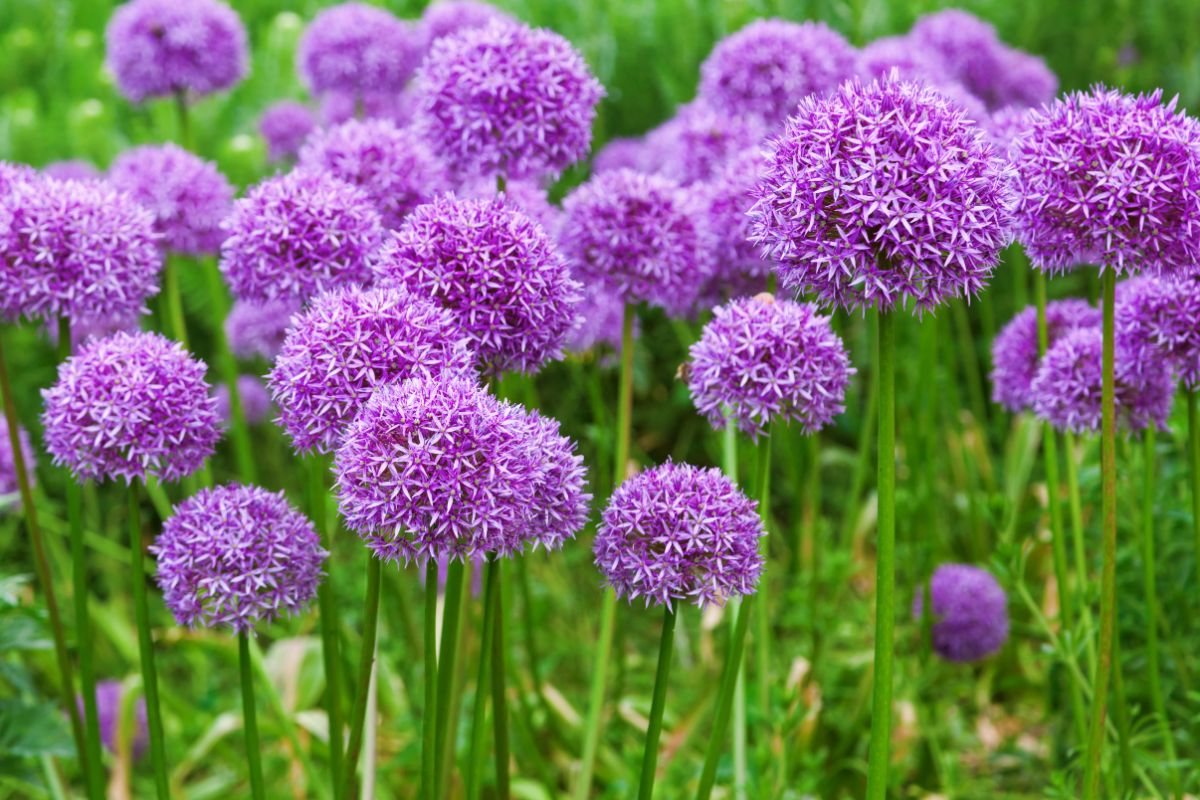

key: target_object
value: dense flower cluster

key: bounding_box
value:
[913,563,1009,662]
[566,281,632,354]
[643,101,765,186]
[1116,275,1200,389]
[79,681,147,758]
[696,147,774,305]
[259,101,317,162]
[44,161,101,183]
[0,416,35,504]
[986,106,1031,150]
[297,3,421,96]
[320,88,417,128]
[990,300,1101,413]
[592,137,645,174]
[0,162,35,195]
[214,375,272,426]
[517,409,591,551]
[224,297,298,361]
[856,36,936,82]
[458,177,561,233]
[420,0,512,47]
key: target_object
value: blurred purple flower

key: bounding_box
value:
[213,375,272,426]
[642,100,765,186]
[694,147,774,307]
[592,137,645,174]
[319,87,418,129]
[44,160,102,183]
[77,681,147,758]
[566,279,635,354]
[259,101,316,162]
[420,1,513,49]
[0,416,35,508]
[457,176,561,234]
[913,563,1009,662]
[1116,275,1200,390]
[990,299,1100,413]
[297,3,421,96]
[224,297,299,361]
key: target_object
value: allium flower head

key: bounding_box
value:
[225,297,298,361]
[594,461,764,608]
[44,161,102,183]
[219,171,383,304]
[1010,87,1200,276]
[297,3,421,96]
[420,1,513,47]
[990,299,1100,413]
[372,195,579,375]
[993,48,1058,110]
[105,0,248,103]
[153,484,325,632]
[108,144,233,256]
[268,286,473,454]
[458,177,560,234]
[908,10,1002,101]
[298,119,449,229]
[592,137,646,174]
[643,101,765,186]
[987,105,1032,150]
[695,147,774,305]
[913,563,1009,662]
[1116,275,1200,389]
[320,88,418,129]
[566,279,635,354]
[688,295,854,437]
[259,101,316,162]
[78,681,147,758]
[750,74,1013,313]
[698,19,858,126]
[0,162,35,196]
[519,409,591,551]
[41,331,220,483]
[416,20,604,180]
[0,416,35,506]
[214,375,272,426]
[856,36,937,83]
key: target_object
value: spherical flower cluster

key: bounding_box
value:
[416,20,604,180]
[420,1,513,48]
[856,36,937,82]
[990,299,1100,413]
[297,3,421,96]
[1010,88,1200,276]
[750,75,1013,313]
[219,171,383,304]
[994,49,1058,110]
[44,160,101,183]
[268,286,473,454]
[913,563,1009,662]
[153,484,325,632]
[41,331,220,483]
[642,101,765,186]
[0,162,35,195]
[1116,275,1200,389]
[520,409,591,551]
[224,297,298,361]
[298,119,449,229]
[696,147,774,305]
[0,416,35,504]
[592,137,645,174]
[214,375,272,426]
[372,195,580,375]
[594,461,764,608]
[698,19,857,126]
[259,101,316,162]
[687,295,854,437]
[0,176,161,324]
[108,144,233,256]
[560,169,711,318]
[105,0,248,103]
[986,106,1031,150]
[78,681,147,758]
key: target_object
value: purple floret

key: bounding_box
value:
[856,36,938,83]
[224,297,299,361]
[77,681,147,758]
[297,3,422,96]
[44,161,102,183]
[319,87,419,129]
[213,375,272,426]
[457,176,561,234]
[990,299,1100,413]
[1116,275,1200,390]
[694,147,774,306]
[913,563,1009,663]
[0,162,36,196]
[259,101,317,162]
[642,101,765,186]
[592,137,646,174]
[0,416,35,507]
[420,0,513,48]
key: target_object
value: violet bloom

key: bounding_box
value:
[913,563,1009,663]
[77,681,147,758]
[297,3,422,97]
[457,177,561,234]
[594,461,764,608]
[415,20,604,180]
[105,0,248,103]
[372,195,580,375]
[108,144,234,256]
[0,416,35,507]
[268,286,473,454]
[0,162,36,195]
[592,137,646,174]
[642,101,765,186]
[750,75,1013,313]
[224,298,299,362]
[698,19,857,126]
[420,0,513,48]
[1116,275,1200,390]
[856,36,938,83]
[986,105,1032,150]
[259,101,316,163]
[219,171,383,304]
[990,300,1100,413]
[695,147,774,306]
[566,279,635,354]
[153,484,325,632]
[992,48,1058,110]
[41,331,220,483]
[518,409,591,552]
[319,88,418,129]
[214,375,272,426]
[44,160,102,183]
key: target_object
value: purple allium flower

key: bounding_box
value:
[0,176,161,324]
[224,297,298,361]
[856,35,938,83]
[420,1,513,48]
[0,162,36,196]
[297,3,422,96]
[687,295,854,438]
[108,144,233,256]
[153,484,325,632]
[986,105,1032,150]
[1116,275,1200,390]
[219,171,383,304]
[44,160,102,183]
[213,375,272,426]
[566,279,635,354]
[371,195,579,375]
[907,10,1002,98]
[47,309,144,354]
[749,75,1013,313]
[415,20,604,181]
[1010,88,1200,277]
[694,147,774,306]
[913,563,1009,662]
[592,137,645,174]
[41,331,220,483]
[594,461,764,608]
[297,119,449,230]
[0,416,35,506]
[642,101,765,186]
[259,101,317,162]
[990,300,1100,413]
[458,177,561,234]
[105,0,248,103]
[1030,327,1174,434]
[993,48,1058,110]
[560,169,711,318]
[78,681,147,758]
[698,19,857,126]
[268,286,473,454]
[518,409,591,551]
[319,88,418,129]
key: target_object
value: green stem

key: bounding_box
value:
[239,633,266,800]
[695,593,755,800]
[340,557,382,800]
[308,456,343,797]
[434,560,466,799]
[129,480,169,800]
[420,561,439,800]
[637,606,678,800]
[720,414,747,800]
[1110,635,1133,795]
[161,256,189,348]
[174,91,191,150]
[490,560,510,799]
[754,434,772,721]
[1062,431,1096,675]
[1189,391,1200,585]
[466,561,498,800]
[204,262,256,483]
[840,313,878,544]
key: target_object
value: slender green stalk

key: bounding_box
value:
[1062,431,1096,673]
[420,561,439,800]
[129,480,169,799]
[491,560,510,799]
[340,557,382,800]
[695,593,755,800]
[1189,391,1200,583]
[174,90,191,150]
[840,313,878,544]
[203,262,256,482]
[161,256,190,348]
[239,633,266,800]
[753,434,772,719]
[466,560,498,800]
[307,455,343,797]
[721,414,747,800]
[1110,635,1133,796]
[637,606,678,800]
[434,559,466,799]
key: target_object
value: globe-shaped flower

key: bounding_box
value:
[153,484,325,632]
[1010,88,1200,276]
[259,101,316,162]
[268,286,473,454]
[1116,275,1200,389]
[594,461,764,608]
[0,416,35,507]
[517,410,591,551]
[990,299,1100,413]
[856,36,938,83]
[687,295,854,438]
[372,195,580,375]
[986,106,1032,150]
[992,48,1057,110]
[0,176,161,324]
[219,171,383,304]
[749,75,1013,313]
[77,681,147,758]
[297,3,422,96]
[214,375,272,426]
[592,137,645,174]
[320,88,417,129]
[642,101,765,186]
[420,0,513,48]
[224,297,298,361]
[108,144,233,256]
[913,563,1009,662]
[297,119,449,229]
[698,19,857,126]
[44,160,102,183]
[41,331,220,483]
[695,147,774,305]
[105,0,248,103]
[416,20,604,180]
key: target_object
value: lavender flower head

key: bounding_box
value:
[214,375,272,426]
[372,195,580,375]
[567,279,635,354]
[44,160,102,183]
[592,137,646,174]
[41,331,220,483]
[416,20,604,180]
[154,484,325,632]
[696,147,774,305]
[0,162,36,195]
[986,105,1032,150]
[993,48,1058,110]
[594,461,764,608]
[268,286,473,454]
[297,3,422,96]
[1116,275,1200,390]
[990,299,1100,413]
[643,101,765,186]
[1010,88,1200,276]
[750,74,1013,313]
[224,298,298,361]
[105,0,248,103]
[77,681,147,758]
[698,19,858,126]
[856,36,938,83]
[259,101,316,162]
[913,563,1009,662]
[458,176,561,234]
[320,88,418,129]
[519,409,591,551]
[420,1,513,47]
[0,417,35,506]
[219,171,383,304]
